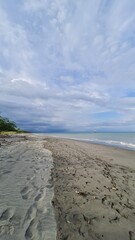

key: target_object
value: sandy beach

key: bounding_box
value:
[0,134,56,240]
[0,134,135,240]
[44,137,135,240]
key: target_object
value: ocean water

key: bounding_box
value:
[39,132,135,151]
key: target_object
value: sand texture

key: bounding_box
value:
[44,137,135,240]
[0,134,56,240]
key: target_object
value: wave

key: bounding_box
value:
[34,133,135,151]
[52,136,135,151]
[103,140,135,150]
[82,138,135,150]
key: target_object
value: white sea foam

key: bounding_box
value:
[36,133,135,151]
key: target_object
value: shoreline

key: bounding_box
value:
[44,137,135,240]
[43,135,135,169]
[75,139,135,152]
[34,132,135,152]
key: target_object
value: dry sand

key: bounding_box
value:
[0,134,56,240]
[44,137,135,240]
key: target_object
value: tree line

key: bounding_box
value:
[0,115,23,132]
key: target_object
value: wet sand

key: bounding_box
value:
[0,134,56,240]
[44,137,135,240]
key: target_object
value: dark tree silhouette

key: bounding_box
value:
[0,115,18,132]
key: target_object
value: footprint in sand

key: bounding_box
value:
[0,208,15,236]
[34,191,46,212]
[20,186,33,200]
[24,191,47,240]
[23,204,37,225]
[25,219,40,240]
[0,208,15,221]
[34,193,43,202]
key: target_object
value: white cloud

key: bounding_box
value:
[23,0,48,11]
[0,7,35,81]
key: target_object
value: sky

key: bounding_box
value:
[0,0,135,132]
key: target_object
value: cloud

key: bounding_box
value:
[0,0,135,131]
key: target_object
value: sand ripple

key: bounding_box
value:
[0,135,56,240]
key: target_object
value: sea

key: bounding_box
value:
[37,132,135,151]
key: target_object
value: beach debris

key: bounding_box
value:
[79,192,88,197]
[83,215,91,224]
[75,190,88,197]
[112,187,117,190]
[102,196,107,204]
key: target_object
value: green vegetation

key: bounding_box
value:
[0,115,24,133]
